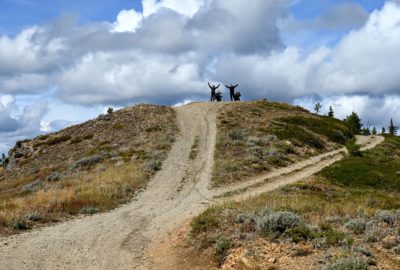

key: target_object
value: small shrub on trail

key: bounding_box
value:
[346,138,362,157]
[145,160,162,173]
[79,206,100,215]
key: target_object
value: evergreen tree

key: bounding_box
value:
[362,127,371,135]
[382,127,386,134]
[344,112,363,135]
[328,106,334,118]
[107,107,114,114]
[314,102,322,114]
[389,118,398,135]
[372,127,377,135]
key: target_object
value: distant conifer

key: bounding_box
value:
[328,106,334,118]
[344,112,362,135]
[389,118,398,135]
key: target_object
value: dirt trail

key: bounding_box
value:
[0,102,384,270]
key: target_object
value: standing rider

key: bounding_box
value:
[225,83,239,101]
[208,82,220,102]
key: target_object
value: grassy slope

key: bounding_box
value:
[0,104,178,235]
[212,100,351,187]
[190,136,400,268]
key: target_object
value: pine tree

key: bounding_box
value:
[389,118,398,135]
[382,127,386,134]
[344,112,363,135]
[372,127,377,135]
[314,102,322,114]
[107,107,114,114]
[328,106,334,118]
[362,127,371,135]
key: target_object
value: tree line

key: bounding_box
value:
[314,103,398,136]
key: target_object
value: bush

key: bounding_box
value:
[365,226,389,243]
[191,208,220,234]
[74,155,102,168]
[345,219,367,234]
[228,130,248,141]
[325,256,368,270]
[25,212,43,222]
[319,223,346,245]
[10,219,29,230]
[145,160,162,173]
[47,172,63,182]
[375,210,397,226]
[79,206,99,215]
[285,225,320,243]
[257,211,303,235]
[215,236,231,256]
[235,212,257,225]
[346,138,362,157]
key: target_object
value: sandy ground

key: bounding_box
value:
[0,102,384,270]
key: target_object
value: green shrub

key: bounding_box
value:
[320,223,346,245]
[346,138,362,157]
[191,208,220,234]
[285,225,321,243]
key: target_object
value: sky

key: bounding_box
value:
[0,0,399,153]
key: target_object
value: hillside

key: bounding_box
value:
[0,101,389,270]
[213,100,352,186]
[189,135,400,270]
[0,104,178,235]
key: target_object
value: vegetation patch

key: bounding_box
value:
[190,136,400,268]
[212,100,351,187]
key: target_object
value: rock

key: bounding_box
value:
[396,171,400,176]
[268,258,277,263]
[382,236,398,249]
[241,257,251,267]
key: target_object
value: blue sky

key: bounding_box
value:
[0,0,142,35]
[0,0,399,154]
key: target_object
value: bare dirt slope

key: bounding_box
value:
[0,102,384,270]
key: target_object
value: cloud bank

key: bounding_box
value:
[0,0,399,152]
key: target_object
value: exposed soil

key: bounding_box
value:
[0,102,384,270]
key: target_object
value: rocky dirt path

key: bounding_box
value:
[0,102,384,270]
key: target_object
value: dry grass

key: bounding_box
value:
[0,163,146,234]
[0,104,178,235]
